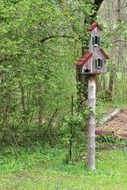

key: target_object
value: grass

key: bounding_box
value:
[0,144,127,190]
[1,99,127,190]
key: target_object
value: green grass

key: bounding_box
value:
[0,145,127,190]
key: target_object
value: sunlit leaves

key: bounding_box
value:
[0,0,93,144]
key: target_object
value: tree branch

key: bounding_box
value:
[40,34,74,43]
[0,58,9,63]
[94,0,104,11]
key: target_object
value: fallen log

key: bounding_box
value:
[100,108,122,126]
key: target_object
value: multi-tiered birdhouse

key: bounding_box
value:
[76,22,109,75]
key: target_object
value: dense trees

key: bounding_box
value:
[0,0,93,145]
[0,0,127,148]
[98,0,127,100]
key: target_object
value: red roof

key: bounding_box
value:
[88,22,102,31]
[100,48,109,59]
[76,52,93,66]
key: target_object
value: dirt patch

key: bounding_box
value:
[96,109,127,139]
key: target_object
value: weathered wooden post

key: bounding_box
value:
[76,22,109,171]
[88,75,96,170]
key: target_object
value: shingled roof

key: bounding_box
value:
[88,22,102,31]
[76,48,109,67]
[76,52,93,66]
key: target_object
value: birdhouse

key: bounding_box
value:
[76,22,109,75]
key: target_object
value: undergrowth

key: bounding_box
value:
[0,144,127,190]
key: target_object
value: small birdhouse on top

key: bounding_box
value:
[76,22,109,75]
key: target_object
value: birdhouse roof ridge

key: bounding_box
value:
[88,22,102,31]
[76,51,93,66]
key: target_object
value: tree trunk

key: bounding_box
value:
[76,68,88,111]
[68,96,74,161]
[108,62,115,100]
[88,75,96,171]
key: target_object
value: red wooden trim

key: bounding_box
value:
[88,22,102,31]
[76,52,93,66]
[100,48,109,59]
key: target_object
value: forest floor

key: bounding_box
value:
[96,109,127,139]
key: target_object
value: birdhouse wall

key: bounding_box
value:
[101,62,106,73]
[82,58,92,74]
[89,28,101,52]
[91,27,101,36]
[92,52,106,74]
[94,49,104,59]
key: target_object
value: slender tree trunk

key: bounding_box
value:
[88,75,96,171]
[108,62,115,100]
[68,96,74,161]
[19,81,26,114]
[117,0,125,100]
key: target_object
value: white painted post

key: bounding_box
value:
[88,75,96,171]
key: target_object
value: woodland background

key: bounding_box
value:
[1,1,127,189]
[0,0,127,147]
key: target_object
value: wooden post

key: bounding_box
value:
[88,75,96,171]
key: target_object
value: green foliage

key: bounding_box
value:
[66,113,84,127]
[0,145,127,190]
[62,112,84,146]
[97,134,120,144]
[0,0,93,145]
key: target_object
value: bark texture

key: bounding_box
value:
[94,0,104,11]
